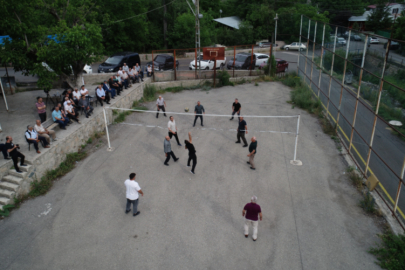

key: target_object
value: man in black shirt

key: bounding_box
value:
[109,76,122,95]
[230,98,241,120]
[236,116,248,147]
[184,132,197,175]
[5,136,27,173]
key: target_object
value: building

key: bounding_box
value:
[348,3,403,31]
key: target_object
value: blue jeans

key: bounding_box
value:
[55,117,69,128]
[126,198,139,214]
[106,88,116,98]
[123,79,129,89]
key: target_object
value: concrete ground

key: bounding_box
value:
[0,82,382,270]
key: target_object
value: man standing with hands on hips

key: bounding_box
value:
[125,173,144,217]
[193,101,205,127]
[168,116,181,146]
[247,136,257,170]
[230,98,241,120]
[156,96,167,118]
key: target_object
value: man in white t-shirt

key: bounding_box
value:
[80,85,89,98]
[125,173,144,216]
[168,116,181,146]
[156,96,167,118]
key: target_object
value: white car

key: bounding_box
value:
[189,54,226,70]
[369,37,379,44]
[283,42,306,51]
[254,53,269,67]
[337,38,347,45]
[42,62,92,74]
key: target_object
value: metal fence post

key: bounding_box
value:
[195,48,197,79]
[335,30,351,132]
[326,27,338,119]
[365,40,391,176]
[304,20,311,75]
[317,24,326,97]
[233,46,235,78]
[297,15,303,75]
[250,44,253,76]
[152,51,155,82]
[174,49,177,81]
[349,34,368,152]
[310,22,317,88]
[394,157,405,213]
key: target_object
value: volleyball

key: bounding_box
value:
[185,107,189,112]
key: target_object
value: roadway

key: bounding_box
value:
[299,54,405,219]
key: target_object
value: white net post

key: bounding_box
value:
[290,114,302,166]
[103,107,113,151]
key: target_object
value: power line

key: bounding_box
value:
[100,0,178,25]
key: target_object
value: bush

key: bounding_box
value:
[263,54,277,76]
[369,233,405,270]
[217,70,232,87]
[143,84,157,101]
[359,190,376,214]
[290,84,322,113]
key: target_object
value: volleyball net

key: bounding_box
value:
[102,107,302,165]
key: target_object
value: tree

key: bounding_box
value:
[0,0,104,88]
[366,1,393,32]
[312,0,367,26]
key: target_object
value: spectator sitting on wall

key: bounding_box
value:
[147,65,153,77]
[127,68,137,84]
[118,67,123,76]
[96,84,110,106]
[123,63,129,72]
[103,80,116,99]
[135,63,144,82]
[121,71,130,89]
[57,103,72,124]
[79,94,94,118]
[25,125,50,153]
[52,106,69,130]
[65,100,81,123]
[109,76,122,95]
[34,119,57,145]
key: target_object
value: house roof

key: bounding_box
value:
[213,16,241,29]
[368,3,400,8]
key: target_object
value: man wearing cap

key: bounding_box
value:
[243,196,262,241]
[156,96,167,118]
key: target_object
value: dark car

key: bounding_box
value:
[384,41,400,50]
[259,58,289,73]
[146,54,180,71]
[226,52,256,70]
[98,52,141,73]
[350,35,362,41]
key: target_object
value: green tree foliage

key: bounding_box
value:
[312,0,367,25]
[366,1,393,32]
[277,4,331,44]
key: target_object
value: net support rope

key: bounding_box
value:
[102,107,302,165]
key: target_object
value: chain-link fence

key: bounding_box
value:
[150,44,290,83]
[297,15,405,230]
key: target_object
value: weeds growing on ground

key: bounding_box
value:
[360,189,377,214]
[348,170,363,190]
[369,232,405,270]
[143,84,157,101]
[216,70,232,87]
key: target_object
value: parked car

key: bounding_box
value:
[350,35,362,41]
[258,42,278,48]
[369,37,379,44]
[254,53,269,67]
[98,52,140,73]
[188,54,226,70]
[259,58,289,73]
[226,52,256,70]
[337,37,347,45]
[147,54,179,71]
[283,42,306,51]
[42,63,92,74]
[384,41,400,50]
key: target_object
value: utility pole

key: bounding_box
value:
[163,0,168,49]
[195,0,201,79]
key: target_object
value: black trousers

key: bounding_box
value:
[97,95,110,106]
[188,154,197,173]
[39,112,47,123]
[28,137,48,151]
[237,132,248,145]
[156,105,166,118]
[194,115,203,126]
[11,152,25,172]
[164,151,177,164]
[0,144,8,159]
[168,132,180,145]
[67,112,79,122]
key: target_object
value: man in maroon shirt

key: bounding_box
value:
[242,196,262,241]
